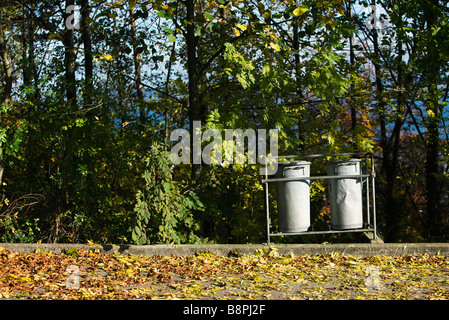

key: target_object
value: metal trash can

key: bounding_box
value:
[276,161,311,232]
[326,159,363,230]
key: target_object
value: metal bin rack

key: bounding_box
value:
[262,152,377,244]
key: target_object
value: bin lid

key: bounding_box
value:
[327,158,361,164]
[277,160,311,166]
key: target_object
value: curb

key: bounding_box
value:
[1,242,449,257]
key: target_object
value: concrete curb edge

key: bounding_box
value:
[1,243,449,257]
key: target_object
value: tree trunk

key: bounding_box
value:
[426,99,440,238]
[348,0,357,131]
[292,15,305,150]
[383,19,409,241]
[371,0,404,241]
[130,7,145,125]
[28,8,39,100]
[0,24,12,104]
[81,0,97,222]
[0,23,13,186]
[64,0,77,106]
[81,0,93,106]
[21,8,31,89]
[185,0,202,179]
[423,0,442,240]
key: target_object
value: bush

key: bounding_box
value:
[131,144,205,244]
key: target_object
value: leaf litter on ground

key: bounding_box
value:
[1,246,449,300]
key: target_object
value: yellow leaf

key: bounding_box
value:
[269,42,280,52]
[125,268,135,275]
[49,33,61,40]
[267,31,279,41]
[103,54,114,61]
[236,23,247,31]
[232,27,240,37]
[293,7,308,16]
[20,276,32,283]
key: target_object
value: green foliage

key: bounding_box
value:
[0,215,40,243]
[0,103,28,159]
[305,48,350,101]
[223,43,256,89]
[64,247,79,257]
[132,144,204,245]
[0,194,42,243]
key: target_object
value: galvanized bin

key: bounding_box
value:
[326,159,363,230]
[276,161,311,232]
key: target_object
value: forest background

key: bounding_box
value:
[0,0,448,245]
